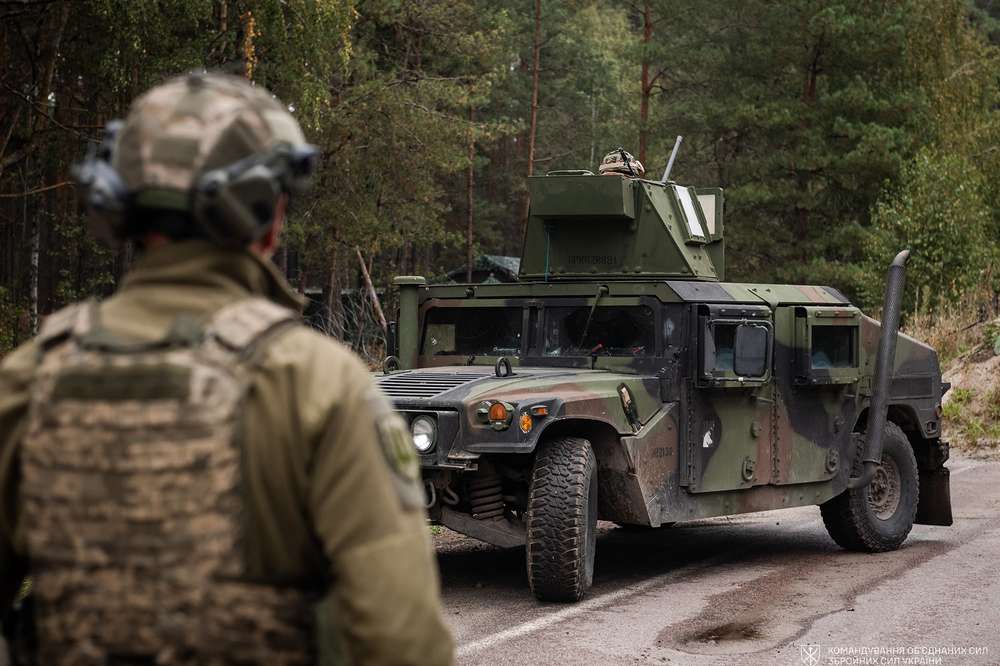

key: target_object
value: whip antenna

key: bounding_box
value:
[661,135,683,183]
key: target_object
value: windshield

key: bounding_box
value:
[421,307,522,356]
[543,305,655,356]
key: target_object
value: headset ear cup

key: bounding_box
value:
[73,158,129,245]
[192,166,281,248]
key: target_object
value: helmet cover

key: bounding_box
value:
[113,72,307,210]
[598,148,645,177]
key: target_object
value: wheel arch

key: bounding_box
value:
[535,417,621,455]
[854,402,927,448]
[534,417,638,522]
[852,402,928,474]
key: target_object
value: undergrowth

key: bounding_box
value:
[919,285,1000,456]
[901,285,1000,368]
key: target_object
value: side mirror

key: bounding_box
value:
[733,324,768,377]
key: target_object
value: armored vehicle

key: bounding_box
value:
[377,170,952,602]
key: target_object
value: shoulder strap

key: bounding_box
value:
[206,297,298,356]
[36,300,98,351]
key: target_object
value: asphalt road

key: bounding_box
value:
[436,455,1000,666]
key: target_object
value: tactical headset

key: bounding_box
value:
[72,121,318,249]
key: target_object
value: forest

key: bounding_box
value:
[1,0,998,358]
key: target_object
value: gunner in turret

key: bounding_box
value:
[598,147,645,178]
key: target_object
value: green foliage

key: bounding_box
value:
[656,0,931,290]
[641,0,999,308]
[943,385,1000,452]
[866,148,995,311]
[283,0,516,293]
[985,320,1000,355]
[942,387,973,430]
[1,0,998,352]
[986,385,1000,422]
[253,0,357,129]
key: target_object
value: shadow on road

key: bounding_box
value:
[436,517,850,597]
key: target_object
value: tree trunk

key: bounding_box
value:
[29,1,70,327]
[356,247,387,332]
[519,0,542,236]
[278,242,288,275]
[241,9,257,80]
[326,240,342,337]
[33,1,71,135]
[796,43,822,259]
[639,0,652,165]
[589,86,598,169]
[23,163,38,334]
[466,105,475,283]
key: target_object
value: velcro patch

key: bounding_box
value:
[368,390,424,511]
[52,365,191,402]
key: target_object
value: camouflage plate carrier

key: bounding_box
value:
[20,298,312,665]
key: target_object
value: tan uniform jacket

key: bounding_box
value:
[0,241,454,665]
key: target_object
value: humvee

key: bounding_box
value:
[377,170,952,602]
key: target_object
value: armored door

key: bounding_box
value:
[684,304,775,492]
[770,305,863,485]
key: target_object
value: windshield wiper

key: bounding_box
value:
[576,285,609,352]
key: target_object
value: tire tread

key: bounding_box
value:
[526,436,596,602]
[820,422,919,553]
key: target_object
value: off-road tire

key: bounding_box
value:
[820,422,919,552]
[526,437,598,602]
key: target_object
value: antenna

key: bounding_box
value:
[660,135,683,183]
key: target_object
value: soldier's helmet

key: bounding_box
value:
[598,148,645,178]
[73,72,318,248]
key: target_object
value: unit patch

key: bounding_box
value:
[368,389,425,511]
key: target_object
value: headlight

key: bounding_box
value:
[411,415,437,453]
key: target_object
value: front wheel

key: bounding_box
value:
[526,437,598,602]
[820,422,919,552]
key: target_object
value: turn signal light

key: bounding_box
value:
[530,405,549,417]
[520,413,533,433]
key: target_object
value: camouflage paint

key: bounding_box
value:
[381,174,950,545]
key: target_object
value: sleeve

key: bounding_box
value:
[308,357,455,666]
[0,343,35,612]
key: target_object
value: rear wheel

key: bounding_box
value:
[820,422,919,552]
[526,437,598,602]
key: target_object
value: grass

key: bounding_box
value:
[901,284,1000,368]
[907,285,1000,457]
[985,385,1000,422]
[941,382,1000,457]
[942,387,973,421]
[942,388,995,452]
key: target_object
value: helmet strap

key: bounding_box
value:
[617,147,637,177]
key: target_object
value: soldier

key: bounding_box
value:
[597,147,645,178]
[0,73,454,665]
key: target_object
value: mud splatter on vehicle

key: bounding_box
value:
[378,170,952,602]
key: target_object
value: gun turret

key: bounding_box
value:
[519,173,724,281]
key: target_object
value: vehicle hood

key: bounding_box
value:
[376,365,663,427]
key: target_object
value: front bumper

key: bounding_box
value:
[392,398,559,470]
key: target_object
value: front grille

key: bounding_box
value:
[376,370,491,400]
